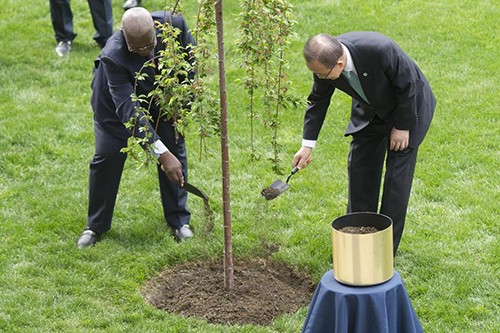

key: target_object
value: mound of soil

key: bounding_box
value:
[142,258,315,326]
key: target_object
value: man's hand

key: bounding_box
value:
[390,128,409,151]
[159,151,184,186]
[292,146,313,170]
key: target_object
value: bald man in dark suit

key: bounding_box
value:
[293,32,436,255]
[77,8,196,248]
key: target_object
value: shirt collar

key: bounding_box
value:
[341,43,356,73]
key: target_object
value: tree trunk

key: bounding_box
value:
[215,0,234,290]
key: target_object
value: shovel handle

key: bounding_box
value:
[286,166,299,183]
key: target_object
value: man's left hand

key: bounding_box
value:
[390,128,409,151]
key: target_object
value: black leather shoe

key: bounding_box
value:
[77,229,99,249]
[174,225,193,241]
[123,0,141,10]
[55,41,71,57]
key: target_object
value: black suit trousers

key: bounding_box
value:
[347,122,418,255]
[49,0,113,45]
[86,120,190,234]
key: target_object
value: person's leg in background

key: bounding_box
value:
[49,0,77,56]
[87,0,114,48]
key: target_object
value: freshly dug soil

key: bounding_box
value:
[339,226,379,234]
[142,258,315,326]
[261,187,281,200]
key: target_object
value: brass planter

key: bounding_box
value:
[331,212,394,286]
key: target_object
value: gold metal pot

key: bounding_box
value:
[331,212,394,286]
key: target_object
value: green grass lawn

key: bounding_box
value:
[0,0,498,332]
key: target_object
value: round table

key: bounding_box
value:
[302,270,423,333]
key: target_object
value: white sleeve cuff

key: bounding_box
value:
[302,139,317,148]
[152,139,169,159]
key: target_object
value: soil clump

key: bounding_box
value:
[260,187,281,200]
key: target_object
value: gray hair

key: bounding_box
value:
[303,34,343,67]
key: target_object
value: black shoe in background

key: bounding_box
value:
[123,0,141,10]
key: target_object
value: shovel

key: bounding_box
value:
[261,166,299,200]
[160,164,214,231]
[184,182,209,201]
[183,182,214,232]
[160,165,208,201]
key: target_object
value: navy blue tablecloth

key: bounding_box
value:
[302,270,423,333]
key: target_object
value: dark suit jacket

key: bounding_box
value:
[90,11,196,146]
[303,32,436,147]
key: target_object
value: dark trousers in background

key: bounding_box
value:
[49,0,113,46]
[347,121,419,255]
[86,120,190,234]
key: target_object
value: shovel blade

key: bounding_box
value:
[184,182,209,201]
[261,179,290,200]
[270,179,290,192]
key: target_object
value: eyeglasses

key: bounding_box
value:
[128,42,156,54]
[316,63,336,79]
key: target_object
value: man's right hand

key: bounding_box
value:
[292,146,313,170]
[159,151,184,186]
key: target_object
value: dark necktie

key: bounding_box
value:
[343,71,369,104]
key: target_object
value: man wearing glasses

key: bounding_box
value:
[77,8,196,248]
[292,33,436,256]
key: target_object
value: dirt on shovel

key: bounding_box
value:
[261,186,283,200]
[261,167,298,200]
